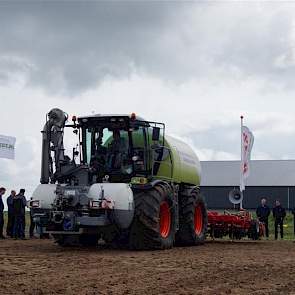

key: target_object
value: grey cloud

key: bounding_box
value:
[186,126,240,159]
[187,117,295,161]
[1,2,295,95]
[0,1,188,94]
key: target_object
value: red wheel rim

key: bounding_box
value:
[194,204,203,235]
[159,201,171,238]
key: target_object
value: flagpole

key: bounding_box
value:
[240,115,244,210]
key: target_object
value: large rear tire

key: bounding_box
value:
[176,189,207,246]
[129,183,176,250]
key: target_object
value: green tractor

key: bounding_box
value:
[30,109,207,249]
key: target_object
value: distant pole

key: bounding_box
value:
[240,115,244,210]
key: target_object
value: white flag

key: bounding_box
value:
[0,134,16,160]
[240,126,254,191]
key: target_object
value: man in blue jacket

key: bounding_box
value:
[6,190,16,237]
[256,197,271,238]
[0,187,6,239]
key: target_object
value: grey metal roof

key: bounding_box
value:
[200,160,295,187]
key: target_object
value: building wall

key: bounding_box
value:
[201,186,295,210]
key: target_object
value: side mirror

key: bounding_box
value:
[152,127,160,141]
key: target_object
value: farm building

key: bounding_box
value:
[200,160,295,210]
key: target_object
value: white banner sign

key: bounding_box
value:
[0,134,16,160]
[240,126,254,191]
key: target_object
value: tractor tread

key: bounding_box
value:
[176,189,208,246]
[129,184,176,250]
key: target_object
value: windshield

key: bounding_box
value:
[81,119,149,182]
[85,127,132,177]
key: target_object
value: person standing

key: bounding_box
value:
[256,197,271,238]
[6,190,16,237]
[20,189,27,238]
[0,187,6,239]
[273,200,286,240]
[13,189,27,239]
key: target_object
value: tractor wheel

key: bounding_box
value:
[129,184,176,250]
[176,190,208,246]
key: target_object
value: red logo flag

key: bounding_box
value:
[240,126,254,191]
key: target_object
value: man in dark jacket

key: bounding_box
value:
[20,189,27,238]
[13,189,27,239]
[0,187,6,239]
[256,197,271,238]
[6,190,16,237]
[273,200,286,240]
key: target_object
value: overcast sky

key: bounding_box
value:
[1,1,295,201]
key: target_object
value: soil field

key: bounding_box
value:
[0,239,295,295]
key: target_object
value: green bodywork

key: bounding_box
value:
[105,127,201,187]
[153,135,201,186]
[90,114,201,187]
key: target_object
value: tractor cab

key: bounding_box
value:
[77,114,165,184]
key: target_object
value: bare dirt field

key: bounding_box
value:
[0,239,295,295]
